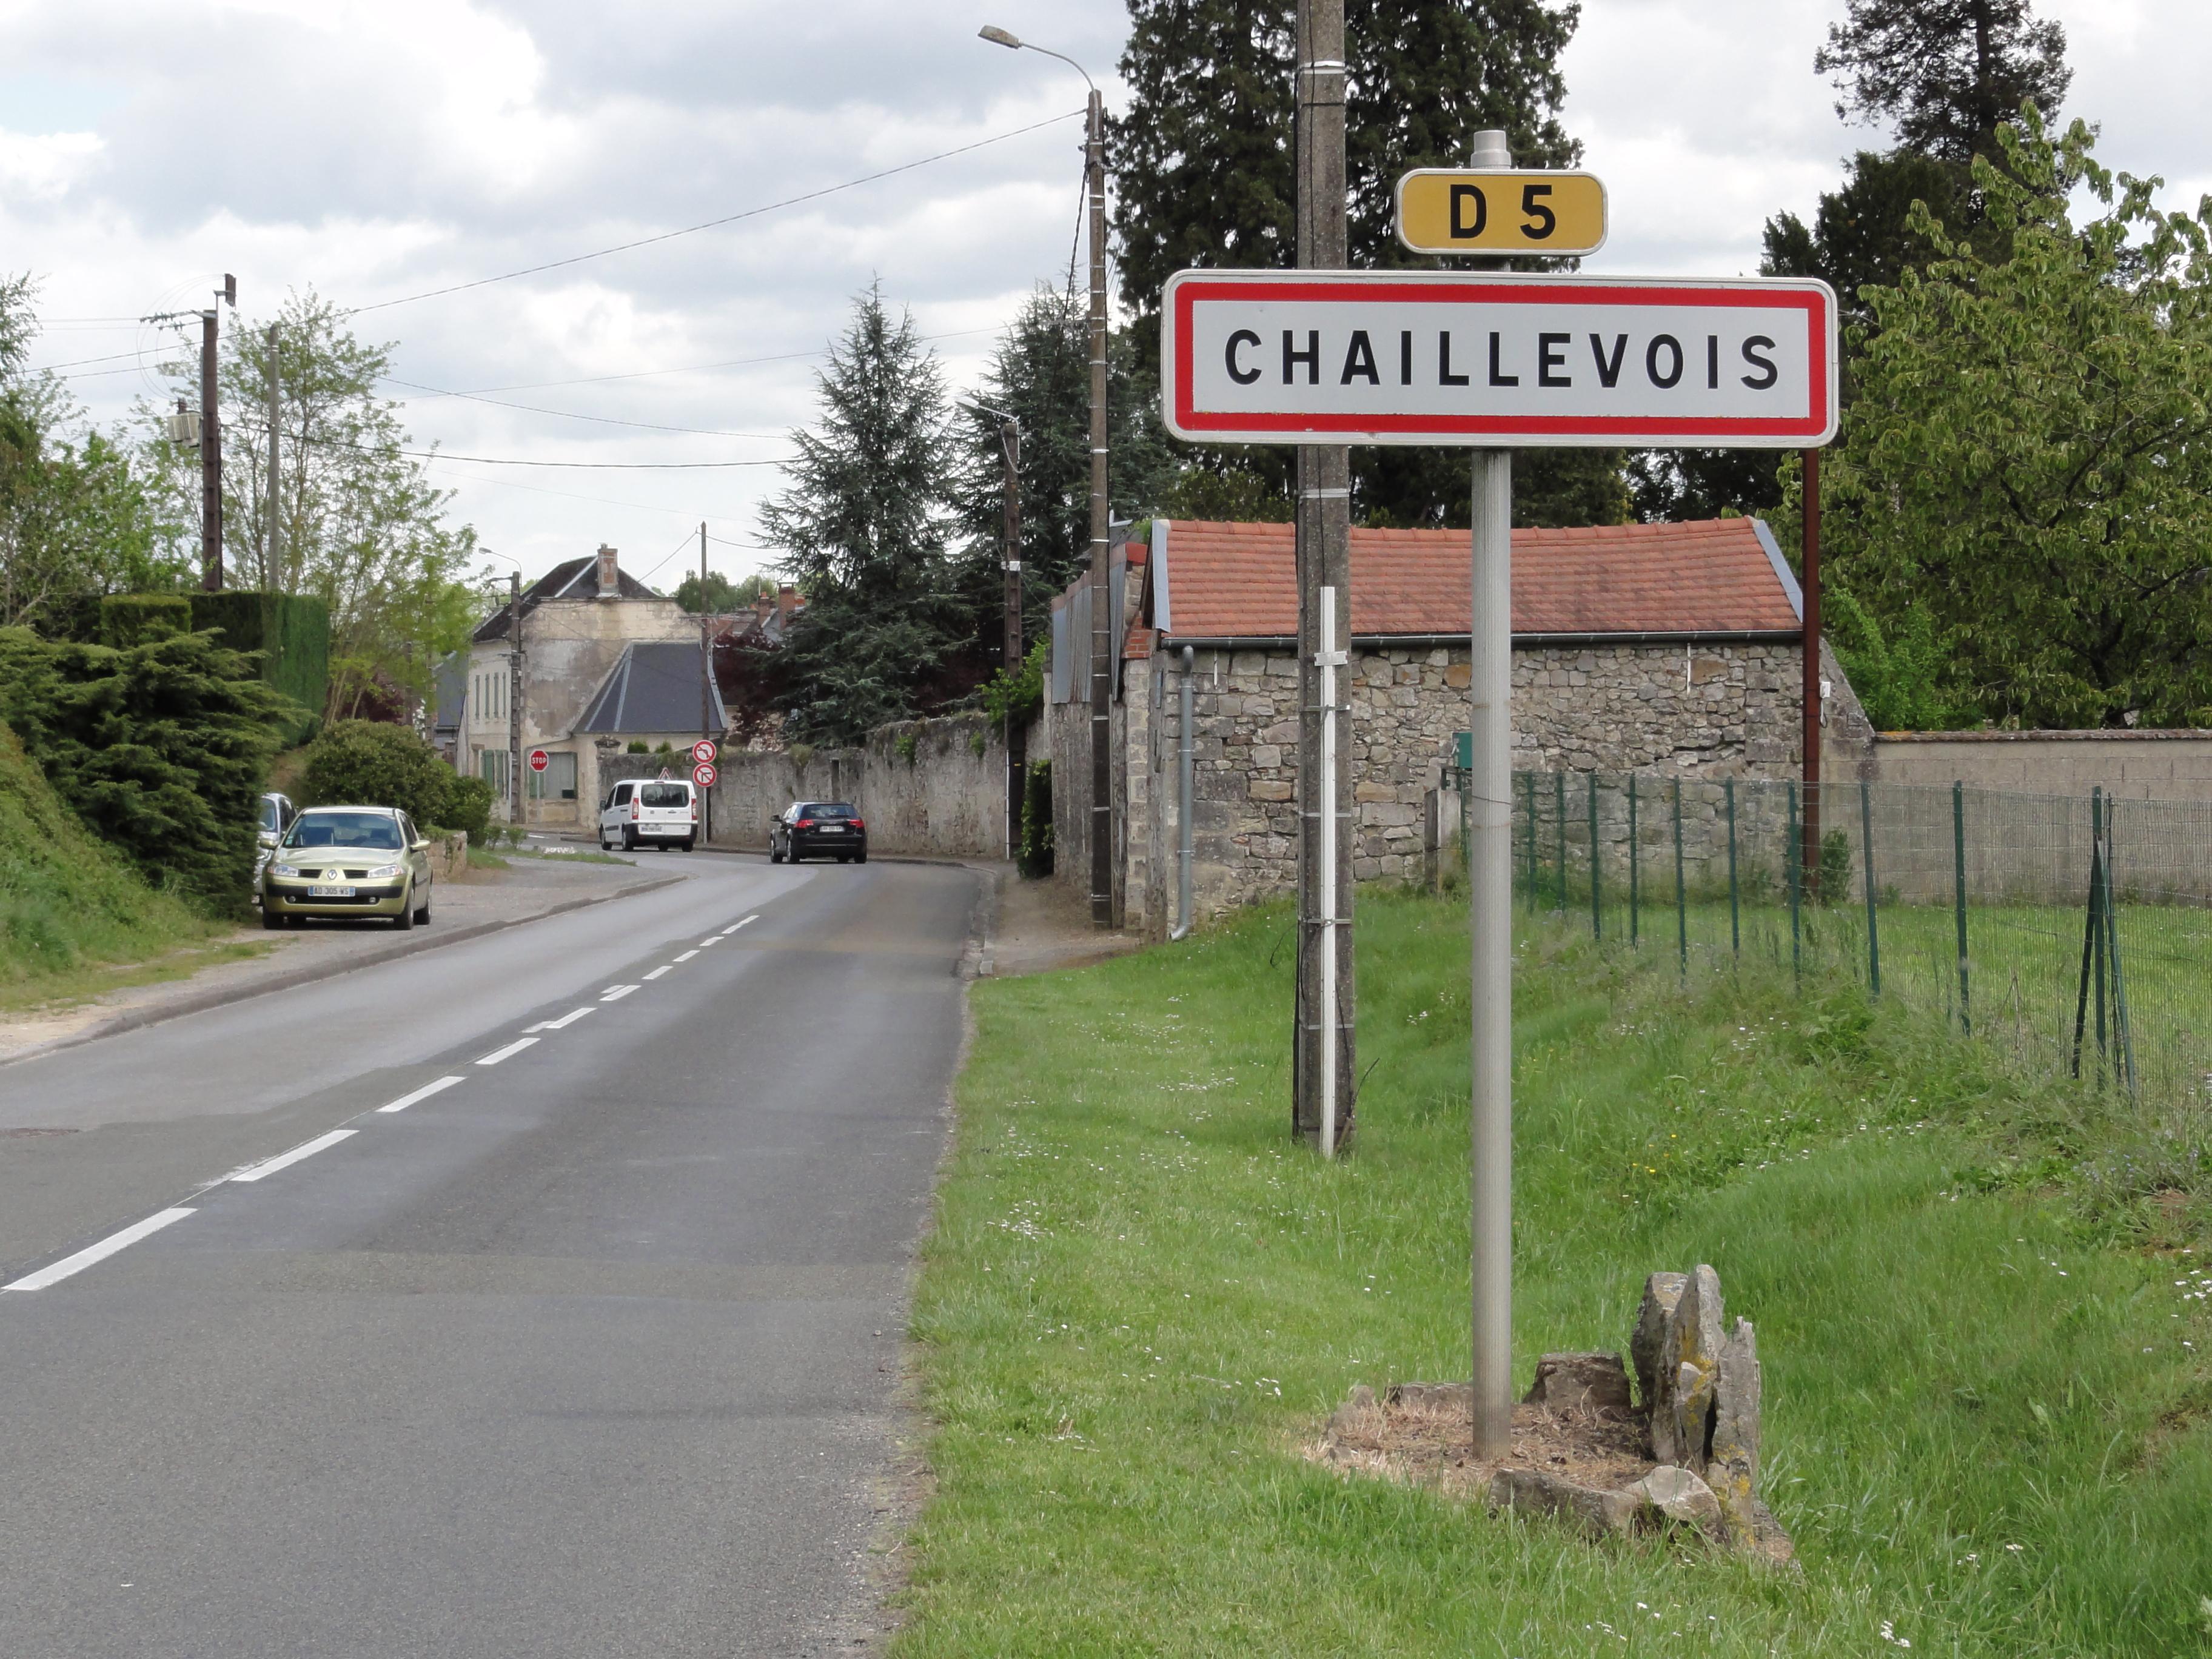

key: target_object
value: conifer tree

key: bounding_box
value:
[762,283,962,743]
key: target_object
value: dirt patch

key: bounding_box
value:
[985,868,1142,977]
[1307,1381,1654,1501]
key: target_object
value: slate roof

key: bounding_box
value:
[1144,517,1803,643]
[472,555,666,643]
[574,641,728,735]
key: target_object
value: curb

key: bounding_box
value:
[2,874,689,1068]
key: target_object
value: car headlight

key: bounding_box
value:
[272,863,303,879]
[366,862,402,879]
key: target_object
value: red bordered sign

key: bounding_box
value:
[692,762,717,789]
[528,748,550,773]
[691,739,717,766]
[1161,269,1837,449]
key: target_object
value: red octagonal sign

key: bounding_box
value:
[528,748,549,773]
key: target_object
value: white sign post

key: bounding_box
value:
[1162,258,1836,1457]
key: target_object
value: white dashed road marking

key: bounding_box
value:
[601,985,640,1002]
[525,1008,595,1032]
[4,1208,197,1292]
[476,1037,539,1066]
[673,950,699,962]
[643,967,671,980]
[232,1129,358,1184]
[378,1076,465,1113]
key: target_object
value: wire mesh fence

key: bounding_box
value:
[1455,772,2212,1108]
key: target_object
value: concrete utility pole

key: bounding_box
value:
[264,323,280,590]
[700,521,714,845]
[200,274,235,591]
[509,571,525,828]
[977,24,1111,923]
[1466,127,1515,1460]
[1800,447,1823,896]
[1293,0,1355,1151]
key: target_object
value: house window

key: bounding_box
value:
[479,747,509,799]
[527,750,577,801]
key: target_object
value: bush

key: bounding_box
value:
[625,739,649,754]
[441,773,494,840]
[0,626,287,911]
[1019,757,1053,877]
[99,594,192,649]
[300,720,464,830]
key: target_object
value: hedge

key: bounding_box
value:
[300,719,484,835]
[99,594,193,648]
[189,591,330,746]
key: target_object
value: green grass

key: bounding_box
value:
[898,890,2212,1657]
[0,719,232,1004]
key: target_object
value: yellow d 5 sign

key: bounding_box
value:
[1395,170,1607,256]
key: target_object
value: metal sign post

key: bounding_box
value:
[1160,224,1837,1461]
[1316,587,1347,1159]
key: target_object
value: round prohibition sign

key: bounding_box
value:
[527,748,550,773]
[692,762,718,789]
[691,739,717,765]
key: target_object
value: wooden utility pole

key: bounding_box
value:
[508,571,525,828]
[199,275,234,590]
[1085,87,1114,928]
[1293,0,1355,1152]
[264,324,280,589]
[1801,447,1823,895]
[699,521,714,846]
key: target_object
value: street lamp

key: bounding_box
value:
[959,398,1025,859]
[478,547,525,828]
[979,24,1112,929]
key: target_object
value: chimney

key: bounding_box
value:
[595,543,619,600]
[777,583,797,625]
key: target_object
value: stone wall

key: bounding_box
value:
[593,712,1010,860]
[1126,638,1842,936]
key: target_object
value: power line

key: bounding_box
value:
[347,110,1084,317]
[398,326,1002,400]
[381,377,784,440]
[228,414,791,471]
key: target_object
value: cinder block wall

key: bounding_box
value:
[1871,731,2212,802]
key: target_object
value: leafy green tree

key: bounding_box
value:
[671,570,773,613]
[139,291,478,720]
[300,719,473,827]
[761,284,965,743]
[1815,0,2070,164]
[1812,112,2212,729]
[0,625,286,909]
[0,274,176,630]
[1823,591,1979,731]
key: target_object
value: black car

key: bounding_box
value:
[770,800,868,864]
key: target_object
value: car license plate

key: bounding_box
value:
[820,825,843,833]
[309,884,356,898]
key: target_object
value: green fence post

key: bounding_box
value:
[2092,788,2108,1078]
[1555,770,1567,915]
[1860,781,1881,996]
[2072,789,2102,1082]
[1725,777,1740,957]
[1952,780,1969,1036]
[1524,771,1537,912]
[2103,796,2137,1098]
[1673,776,1687,976]
[1627,776,1640,946]
[1786,782,1802,984]
[1587,773,1602,940]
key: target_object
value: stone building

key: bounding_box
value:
[461,544,709,830]
[1045,516,1871,936]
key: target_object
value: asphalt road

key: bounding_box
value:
[0,854,979,1658]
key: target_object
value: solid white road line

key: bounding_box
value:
[476,1037,540,1066]
[4,1208,197,1292]
[231,1128,358,1184]
[600,984,639,1002]
[673,950,699,962]
[377,1075,465,1113]
[643,966,672,980]
[525,1007,595,1033]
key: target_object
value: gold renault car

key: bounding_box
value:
[260,805,435,930]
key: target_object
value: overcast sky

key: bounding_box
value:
[4,0,2205,592]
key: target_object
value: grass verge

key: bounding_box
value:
[0,720,234,1004]
[900,889,2212,1657]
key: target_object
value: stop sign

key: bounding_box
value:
[691,739,717,766]
[528,748,549,773]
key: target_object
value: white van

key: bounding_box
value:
[599,777,699,851]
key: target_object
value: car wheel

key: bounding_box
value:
[394,889,415,930]
[856,848,868,864]
[682,836,697,853]
[262,903,283,930]
[622,827,637,851]
[415,888,432,925]
[769,843,782,863]
[285,914,304,928]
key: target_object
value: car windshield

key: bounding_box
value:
[283,812,404,851]
[639,783,689,808]
[803,803,856,819]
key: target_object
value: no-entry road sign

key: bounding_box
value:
[1395,169,1607,256]
[691,739,717,766]
[692,762,718,789]
[1161,270,1837,448]
[528,748,549,773]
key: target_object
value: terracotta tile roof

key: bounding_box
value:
[1150,517,1801,640]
